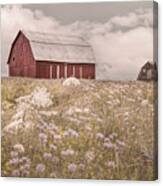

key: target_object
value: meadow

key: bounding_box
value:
[1,77,157,180]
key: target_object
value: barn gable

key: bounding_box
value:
[7,31,36,77]
[21,30,95,64]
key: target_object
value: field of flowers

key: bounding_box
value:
[1,77,157,180]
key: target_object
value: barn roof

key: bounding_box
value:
[22,30,95,64]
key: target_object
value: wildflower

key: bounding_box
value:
[39,133,47,143]
[104,137,111,143]
[49,144,57,151]
[50,172,57,178]
[103,142,114,149]
[30,86,53,108]
[85,151,95,162]
[68,163,77,173]
[21,170,30,177]
[61,149,75,157]
[19,156,31,164]
[63,77,80,87]
[53,134,62,141]
[43,152,52,161]
[39,132,47,140]
[11,169,20,177]
[109,132,118,140]
[63,129,79,138]
[13,144,25,154]
[36,163,45,173]
[9,158,19,165]
[48,123,58,131]
[79,163,85,170]
[116,140,125,147]
[23,163,31,170]
[106,161,116,169]
[10,151,18,158]
[141,99,148,106]
[96,132,104,140]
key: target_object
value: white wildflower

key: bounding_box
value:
[49,144,57,151]
[63,77,80,87]
[53,134,62,141]
[3,119,23,132]
[106,161,116,169]
[61,149,75,157]
[96,132,105,140]
[50,172,57,178]
[13,144,25,154]
[30,86,53,108]
[85,151,95,162]
[141,99,149,106]
[116,140,126,147]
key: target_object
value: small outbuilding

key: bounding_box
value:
[7,30,96,79]
[137,61,157,81]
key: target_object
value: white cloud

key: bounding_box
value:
[1,5,153,80]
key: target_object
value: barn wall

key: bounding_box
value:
[36,62,95,79]
[67,64,73,77]
[9,33,36,77]
[36,62,65,79]
[82,64,95,79]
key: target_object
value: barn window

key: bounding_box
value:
[13,57,15,61]
[142,68,146,73]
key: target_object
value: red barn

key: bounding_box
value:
[7,30,96,79]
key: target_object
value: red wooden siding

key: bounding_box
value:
[82,64,95,79]
[59,64,64,78]
[8,32,36,78]
[67,64,73,77]
[52,64,57,78]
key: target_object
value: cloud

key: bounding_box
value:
[1,5,153,80]
[109,8,153,28]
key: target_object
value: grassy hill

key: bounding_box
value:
[1,77,157,180]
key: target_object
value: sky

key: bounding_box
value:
[1,1,155,80]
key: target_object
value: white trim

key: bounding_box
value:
[80,66,82,79]
[57,65,60,79]
[73,65,75,77]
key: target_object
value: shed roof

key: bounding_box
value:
[22,30,95,64]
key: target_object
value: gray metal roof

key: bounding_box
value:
[22,30,95,64]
